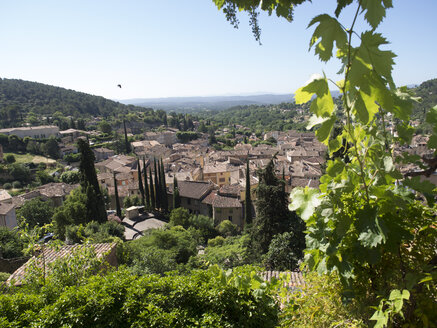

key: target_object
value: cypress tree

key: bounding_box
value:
[123,119,131,154]
[173,176,181,209]
[113,173,122,218]
[137,159,145,205]
[143,157,150,208]
[78,139,107,223]
[250,157,290,253]
[154,159,161,210]
[160,159,168,212]
[245,158,253,225]
[149,166,155,210]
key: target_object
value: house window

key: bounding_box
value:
[228,216,233,221]
[187,198,191,205]
[219,178,225,182]
[122,181,126,186]
[229,209,233,213]
[216,208,221,214]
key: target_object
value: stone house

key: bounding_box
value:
[168,180,214,216]
[0,202,17,229]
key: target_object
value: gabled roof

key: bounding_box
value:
[212,194,242,208]
[168,180,213,200]
[7,243,117,286]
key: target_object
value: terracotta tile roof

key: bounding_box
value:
[219,184,241,196]
[201,191,216,205]
[7,243,117,286]
[36,183,78,198]
[291,178,320,188]
[212,194,242,208]
[168,180,213,200]
[260,270,304,288]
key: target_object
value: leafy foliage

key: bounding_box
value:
[279,272,366,327]
[1,262,279,328]
[16,197,54,228]
[0,227,23,259]
[286,1,437,326]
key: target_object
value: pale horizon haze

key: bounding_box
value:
[0,0,436,100]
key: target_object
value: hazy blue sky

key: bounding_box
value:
[0,1,436,100]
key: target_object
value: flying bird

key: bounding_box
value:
[117,84,122,88]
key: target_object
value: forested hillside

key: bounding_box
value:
[0,79,151,128]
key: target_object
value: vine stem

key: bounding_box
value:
[341,0,370,204]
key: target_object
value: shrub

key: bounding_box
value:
[2,183,12,190]
[0,266,280,327]
[12,181,21,189]
[279,272,366,328]
[0,272,10,282]
[216,219,238,237]
[0,227,23,259]
[5,154,15,164]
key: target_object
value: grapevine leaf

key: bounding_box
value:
[361,0,389,29]
[396,123,415,144]
[306,114,328,130]
[295,77,334,117]
[392,87,414,121]
[308,14,347,62]
[316,115,336,144]
[403,177,436,204]
[383,156,394,172]
[328,135,342,153]
[359,32,396,84]
[334,0,353,17]
[289,187,321,221]
[356,206,386,248]
[354,92,370,123]
[327,159,345,177]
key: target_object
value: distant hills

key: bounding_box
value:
[0,77,435,120]
[0,78,145,118]
[120,94,296,112]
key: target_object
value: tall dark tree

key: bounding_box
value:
[113,173,122,218]
[137,159,145,205]
[78,139,107,223]
[69,117,76,129]
[250,157,291,253]
[245,158,253,225]
[123,119,131,154]
[77,119,86,131]
[160,159,168,212]
[143,157,150,208]
[173,176,181,209]
[149,166,155,210]
[154,159,161,210]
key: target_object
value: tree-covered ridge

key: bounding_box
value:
[199,102,309,132]
[0,78,149,123]
[411,79,437,126]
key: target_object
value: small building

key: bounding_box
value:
[93,148,115,162]
[0,125,60,139]
[0,202,17,229]
[168,180,214,216]
[212,190,243,228]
